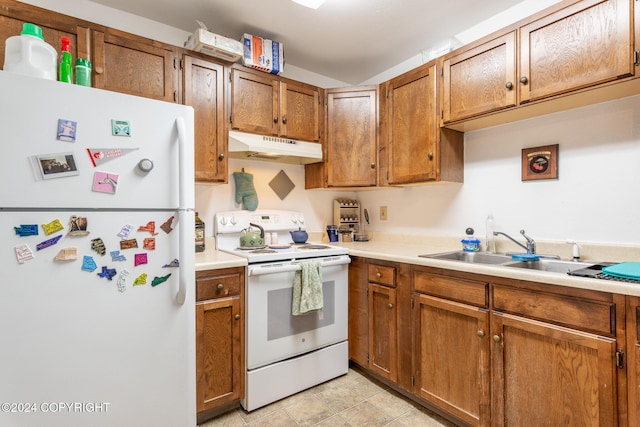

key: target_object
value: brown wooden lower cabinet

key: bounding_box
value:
[412,268,490,427]
[491,311,619,426]
[350,258,632,426]
[413,294,490,427]
[195,267,245,422]
[627,296,640,424]
[348,258,412,390]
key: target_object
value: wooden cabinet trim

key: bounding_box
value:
[492,284,615,336]
[413,270,488,307]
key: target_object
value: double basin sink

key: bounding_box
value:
[419,250,593,274]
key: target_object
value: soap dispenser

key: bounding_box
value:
[462,227,481,252]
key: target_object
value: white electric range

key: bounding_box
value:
[214,210,350,412]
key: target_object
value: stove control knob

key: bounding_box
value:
[230,216,237,225]
[297,215,305,224]
[220,216,228,226]
[291,216,299,224]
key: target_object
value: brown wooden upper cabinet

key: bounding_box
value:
[0,3,89,73]
[520,0,633,103]
[92,29,179,102]
[183,56,227,183]
[443,0,635,124]
[443,32,517,123]
[326,87,377,187]
[230,67,320,141]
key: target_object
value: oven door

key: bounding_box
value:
[246,255,350,370]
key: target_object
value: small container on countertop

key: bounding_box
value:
[461,227,481,252]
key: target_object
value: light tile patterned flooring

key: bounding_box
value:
[199,367,457,427]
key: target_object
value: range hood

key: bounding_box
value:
[228,131,323,164]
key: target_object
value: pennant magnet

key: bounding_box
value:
[86,148,139,167]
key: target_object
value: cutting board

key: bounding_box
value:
[602,262,640,280]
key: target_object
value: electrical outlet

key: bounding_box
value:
[380,206,388,221]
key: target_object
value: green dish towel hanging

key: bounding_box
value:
[292,261,323,315]
[233,168,258,211]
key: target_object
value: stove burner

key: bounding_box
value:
[249,249,277,254]
[236,246,266,251]
[297,244,330,250]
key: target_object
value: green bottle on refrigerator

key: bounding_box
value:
[59,36,72,83]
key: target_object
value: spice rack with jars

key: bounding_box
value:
[333,199,360,239]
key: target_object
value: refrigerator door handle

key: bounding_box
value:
[176,116,188,210]
[176,209,188,305]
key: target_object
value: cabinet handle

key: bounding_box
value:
[519,76,528,85]
[217,283,224,290]
[477,330,485,338]
[234,314,240,320]
[505,82,513,90]
[282,117,287,124]
[95,66,104,75]
[427,152,433,160]
[370,163,376,169]
[273,117,279,123]
[218,153,225,160]
[376,272,382,279]
[492,335,501,343]
[388,303,393,309]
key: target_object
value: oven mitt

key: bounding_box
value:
[233,168,258,211]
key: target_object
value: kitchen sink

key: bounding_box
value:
[503,259,594,274]
[419,251,513,264]
[420,250,597,275]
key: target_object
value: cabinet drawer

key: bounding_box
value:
[196,269,243,302]
[368,264,396,287]
[413,271,488,307]
[492,285,615,336]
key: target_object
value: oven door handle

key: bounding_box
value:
[248,255,350,276]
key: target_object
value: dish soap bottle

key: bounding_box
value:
[461,227,480,252]
[58,36,72,83]
[485,214,496,253]
[195,212,205,253]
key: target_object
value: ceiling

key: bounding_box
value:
[89,0,527,84]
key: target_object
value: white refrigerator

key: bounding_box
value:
[0,71,196,427]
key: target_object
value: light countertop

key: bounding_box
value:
[194,237,640,297]
[195,247,247,271]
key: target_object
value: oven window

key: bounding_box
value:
[267,280,336,341]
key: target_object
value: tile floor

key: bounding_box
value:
[199,367,458,427]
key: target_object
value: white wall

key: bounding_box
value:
[195,159,354,238]
[357,95,640,245]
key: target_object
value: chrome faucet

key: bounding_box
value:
[493,230,536,254]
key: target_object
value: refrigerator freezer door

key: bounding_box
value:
[0,71,194,210]
[0,210,195,426]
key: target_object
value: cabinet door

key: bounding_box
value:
[491,312,620,426]
[183,56,227,183]
[387,64,437,184]
[196,297,242,412]
[0,12,88,73]
[520,0,633,103]
[368,283,397,382]
[413,293,490,427]
[230,68,279,135]
[348,257,369,367]
[92,30,177,102]
[443,32,517,122]
[280,81,320,141]
[628,296,640,423]
[326,88,377,187]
